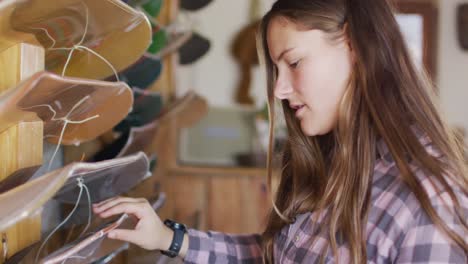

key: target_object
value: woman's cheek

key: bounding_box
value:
[294,68,314,94]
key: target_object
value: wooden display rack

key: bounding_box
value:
[0,0,176,262]
[0,43,44,263]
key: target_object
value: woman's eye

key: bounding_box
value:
[289,60,300,69]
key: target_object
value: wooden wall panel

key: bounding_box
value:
[163,175,208,230]
[208,176,269,234]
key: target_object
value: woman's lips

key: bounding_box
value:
[295,106,305,117]
[291,105,305,117]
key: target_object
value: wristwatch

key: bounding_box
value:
[161,219,187,258]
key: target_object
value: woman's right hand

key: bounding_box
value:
[92,196,173,251]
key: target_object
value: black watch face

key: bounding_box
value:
[165,219,187,231]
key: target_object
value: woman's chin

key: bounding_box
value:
[300,121,331,137]
[300,123,318,137]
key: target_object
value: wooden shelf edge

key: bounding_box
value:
[168,165,267,177]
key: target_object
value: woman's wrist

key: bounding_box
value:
[159,225,174,251]
[179,233,189,259]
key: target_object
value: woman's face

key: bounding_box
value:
[267,17,353,136]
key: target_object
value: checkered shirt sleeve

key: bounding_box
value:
[183,229,263,264]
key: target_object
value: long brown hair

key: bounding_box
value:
[258,0,468,263]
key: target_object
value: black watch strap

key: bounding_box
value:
[161,219,187,258]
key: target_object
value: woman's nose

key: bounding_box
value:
[274,77,293,100]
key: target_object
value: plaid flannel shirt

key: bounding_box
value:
[183,134,468,263]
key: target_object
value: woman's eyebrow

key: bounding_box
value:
[275,47,296,62]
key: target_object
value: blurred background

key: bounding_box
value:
[175,0,467,168]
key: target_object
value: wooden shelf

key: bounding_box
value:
[168,165,267,177]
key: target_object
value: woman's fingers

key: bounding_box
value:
[94,196,165,251]
[93,196,120,207]
[107,229,141,246]
[98,202,147,219]
[96,196,147,207]
[93,196,136,210]
[93,197,142,213]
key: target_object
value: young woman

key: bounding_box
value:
[93,0,468,262]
